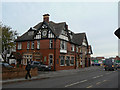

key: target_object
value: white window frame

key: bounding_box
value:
[49,39,53,49]
[71,44,74,51]
[18,42,22,50]
[37,40,40,49]
[27,41,30,49]
[76,46,78,52]
[60,40,66,50]
[31,41,34,49]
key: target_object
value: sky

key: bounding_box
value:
[1,1,119,58]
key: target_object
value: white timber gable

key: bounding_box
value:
[59,28,68,41]
[34,24,55,39]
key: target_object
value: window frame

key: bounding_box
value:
[71,44,74,51]
[60,56,65,66]
[60,40,67,50]
[37,40,40,49]
[27,41,30,50]
[31,41,34,49]
[65,56,70,66]
[49,39,53,49]
[17,42,22,50]
[70,57,74,66]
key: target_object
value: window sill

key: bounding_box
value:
[17,49,22,50]
[60,65,65,66]
[49,48,53,49]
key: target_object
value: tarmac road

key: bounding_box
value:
[2,66,119,88]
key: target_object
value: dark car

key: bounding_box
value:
[31,61,51,71]
[116,63,120,68]
[104,59,117,71]
[0,62,14,69]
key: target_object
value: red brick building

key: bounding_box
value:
[15,14,93,70]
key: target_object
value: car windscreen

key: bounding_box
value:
[105,60,113,65]
[4,63,10,66]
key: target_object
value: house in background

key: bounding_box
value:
[15,14,92,70]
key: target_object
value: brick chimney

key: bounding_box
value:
[43,14,50,23]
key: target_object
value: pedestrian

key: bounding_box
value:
[25,62,31,79]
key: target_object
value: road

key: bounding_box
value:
[2,66,119,88]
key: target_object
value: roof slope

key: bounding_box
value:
[15,21,88,46]
[71,33,86,45]
[15,21,66,42]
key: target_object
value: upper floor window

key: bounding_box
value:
[31,41,34,49]
[37,40,40,49]
[27,41,30,49]
[18,42,22,50]
[49,39,53,49]
[60,40,67,50]
[76,47,78,52]
[71,44,74,51]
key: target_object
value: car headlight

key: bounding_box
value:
[46,66,48,68]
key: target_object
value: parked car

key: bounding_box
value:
[0,62,14,69]
[30,61,51,71]
[104,59,117,71]
[116,63,120,68]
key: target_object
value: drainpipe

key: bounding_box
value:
[75,45,76,69]
[54,38,56,71]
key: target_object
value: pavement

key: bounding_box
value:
[2,66,104,84]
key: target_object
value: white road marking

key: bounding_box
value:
[100,75,103,77]
[103,80,107,82]
[96,76,100,78]
[93,76,97,79]
[80,80,87,83]
[65,80,87,87]
[86,85,93,88]
[96,82,101,85]
[93,75,103,79]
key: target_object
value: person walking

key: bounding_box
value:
[25,62,32,79]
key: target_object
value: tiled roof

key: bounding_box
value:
[15,21,88,46]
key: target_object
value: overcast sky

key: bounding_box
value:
[2,2,118,58]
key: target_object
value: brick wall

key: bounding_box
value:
[2,67,38,80]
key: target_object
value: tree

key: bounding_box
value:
[0,23,18,62]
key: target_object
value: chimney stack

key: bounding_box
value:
[43,14,50,23]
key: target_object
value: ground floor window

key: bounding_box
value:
[23,54,32,65]
[66,56,70,66]
[70,57,74,66]
[60,56,65,66]
[49,55,53,65]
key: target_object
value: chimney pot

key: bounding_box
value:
[43,14,50,23]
